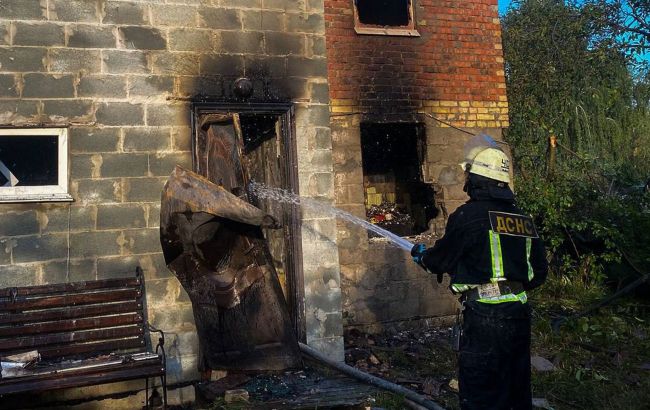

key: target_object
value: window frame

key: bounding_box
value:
[0,127,73,203]
[353,0,420,37]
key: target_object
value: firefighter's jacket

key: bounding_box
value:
[421,196,548,293]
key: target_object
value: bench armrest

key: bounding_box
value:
[146,324,166,366]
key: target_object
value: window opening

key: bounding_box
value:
[361,123,435,236]
[0,128,71,202]
[353,0,419,36]
[356,0,410,26]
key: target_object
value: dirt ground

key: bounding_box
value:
[344,326,460,409]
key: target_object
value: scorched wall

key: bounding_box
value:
[0,0,337,407]
[325,0,510,330]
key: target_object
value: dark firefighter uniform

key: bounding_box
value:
[415,174,548,410]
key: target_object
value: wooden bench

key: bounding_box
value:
[0,267,167,408]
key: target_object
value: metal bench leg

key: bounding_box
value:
[160,373,167,409]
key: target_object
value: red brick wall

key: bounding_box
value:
[325,0,508,124]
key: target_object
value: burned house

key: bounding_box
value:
[0,0,507,406]
[327,0,509,334]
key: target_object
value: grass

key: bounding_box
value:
[364,274,650,410]
[205,275,650,410]
[528,275,650,410]
[372,392,407,408]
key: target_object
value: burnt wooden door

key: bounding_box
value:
[185,113,301,371]
[239,113,288,295]
[193,103,305,342]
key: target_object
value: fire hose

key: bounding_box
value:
[299,342,446,410]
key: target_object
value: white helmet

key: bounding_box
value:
[460,134,511,184]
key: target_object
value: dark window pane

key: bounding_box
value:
[0,135,58,186]
[356,0,411,27]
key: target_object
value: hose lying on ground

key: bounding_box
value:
[298,342,446,410]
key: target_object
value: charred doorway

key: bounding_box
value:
[360,122,436,236]
[191,102,305,340]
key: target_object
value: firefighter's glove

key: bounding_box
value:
[412,244,442,282]
[411,243,426,267]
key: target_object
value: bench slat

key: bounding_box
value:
[0,325,143,352]
[0,361,164,395]
[0,313,143,338]
[0,289,141,312]
[0,269,166,402]
[0,277,141,298]
[37,337,147,360]
[0,352,160,381]
[0,301,143,325]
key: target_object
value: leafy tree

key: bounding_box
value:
[501,0,650,286]
[586,0,650,57]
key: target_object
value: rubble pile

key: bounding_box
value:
[367,202,414,237]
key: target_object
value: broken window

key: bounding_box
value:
[0,128,71,203]
[361,123,435,236]
[353,0,419,36]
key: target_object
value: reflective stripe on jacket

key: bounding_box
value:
[421,198,548,302]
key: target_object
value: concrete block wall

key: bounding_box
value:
[296,103,345,360]
[0,0,339,404]
[422,124,507,214]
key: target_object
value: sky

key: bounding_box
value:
[499,0,513,15]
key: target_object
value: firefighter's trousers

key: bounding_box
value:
[459,300,532,410]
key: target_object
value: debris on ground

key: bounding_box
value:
[447,379,459,393]
[197,374,251,402]
[224,389,249,403]
[532,397,554,409]
[344,326,459,409]
[531,356,556,372]
[197,367,378,409]
[422,377,444,397]
[243,373,292,401]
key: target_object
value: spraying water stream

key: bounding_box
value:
[248,182,414,252]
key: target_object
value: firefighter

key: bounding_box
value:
[411,134,548,410]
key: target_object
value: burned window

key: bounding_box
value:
[361,123,435,236]
[353,0,419,36]
[0,128,71,202]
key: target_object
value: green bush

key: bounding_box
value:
[515,166,649,288]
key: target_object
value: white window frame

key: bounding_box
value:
[0,128,73,203]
